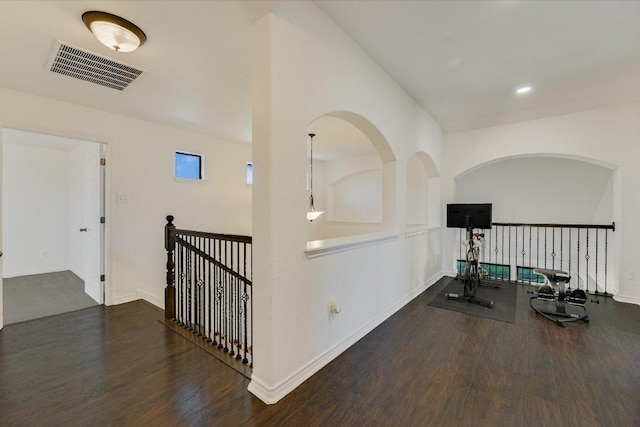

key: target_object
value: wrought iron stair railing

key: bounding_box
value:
[456,221,615,296]
[164,215,253,370]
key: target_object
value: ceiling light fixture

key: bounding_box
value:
[516,86,532,95]
[307,133,324,221]
[82,11,147,53]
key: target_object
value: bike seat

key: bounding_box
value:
[533,268,570,284]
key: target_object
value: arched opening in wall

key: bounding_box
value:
[454,156,614,224]
[306,112,395,242]
[453,155,617,293]
[406,152,440,229]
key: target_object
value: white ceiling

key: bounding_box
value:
[0,1,253,142]
[316,0,640,133]
[1,0,640,154]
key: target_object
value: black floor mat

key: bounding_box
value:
[428,277,518,323]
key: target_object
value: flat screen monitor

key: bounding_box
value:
[447,203,493,229]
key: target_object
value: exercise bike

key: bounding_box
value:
[529,268,590,327]
[445,228,495,309]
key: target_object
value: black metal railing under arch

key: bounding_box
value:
[456,221,615,296]
[165,215,253,369]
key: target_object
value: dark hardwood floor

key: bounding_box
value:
[1,277,639,426]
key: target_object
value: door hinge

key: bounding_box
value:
[100,274,105,282]
[100,216,105,224]
[100,158,106,166]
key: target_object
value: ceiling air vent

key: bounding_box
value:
[48,41,144,91]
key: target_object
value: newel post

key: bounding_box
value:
[165,215,176,320]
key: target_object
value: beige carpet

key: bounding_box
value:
[3,270,99,325]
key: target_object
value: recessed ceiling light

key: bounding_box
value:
[516,86,532,95]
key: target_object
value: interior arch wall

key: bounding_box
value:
[305,114,386,241]
[441,103,640,305]
[251,1,443,404]
[454,156,614,224]
[406,151,441,228]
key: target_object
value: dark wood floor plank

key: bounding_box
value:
[2,277,640,426]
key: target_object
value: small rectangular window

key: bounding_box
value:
[175,152,202,180]
[246,163,253,185]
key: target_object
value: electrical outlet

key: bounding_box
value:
[43,251,49,259]
[328,301,341,314]
[116,194,129,204]
[630,271,638,281]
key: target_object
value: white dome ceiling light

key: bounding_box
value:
[82,11,147,53]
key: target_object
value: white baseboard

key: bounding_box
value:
[111,291,164,308]
[112,293,138,305]
[613,294,640,306]
[137,291,164,309]
[248,271,443,404]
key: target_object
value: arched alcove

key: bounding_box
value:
[406,151,440,228]
[454,155,615,224]
[450,154,618,293]
[306,112,395,241]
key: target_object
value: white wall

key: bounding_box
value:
[251,1,443,404]
[406,154,429,227]
[455,157,614,223]
[312,153,383,240]
[0,86,252,308]
[2,137,72,277]
[443,102,640,304]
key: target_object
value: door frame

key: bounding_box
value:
[0,124,112,330]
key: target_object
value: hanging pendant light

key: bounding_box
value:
[307,133,324,221]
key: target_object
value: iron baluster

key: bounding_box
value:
[544,227,547,269]
[560,227,564,272]
[551,228,555,270]
[207,239,215,343]
[577,229,580,290]
[242,243,249,364]
[528,226,532,284]
[605,230,609,295]
[585,229,590,293]
[220,239,224,348]
[236,242,242,360]
[229,242,238,356]
[568,229,572,289]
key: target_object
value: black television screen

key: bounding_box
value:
[447,203,493,229]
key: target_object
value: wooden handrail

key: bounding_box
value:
[172,228,252,244]
[490,222,615,231]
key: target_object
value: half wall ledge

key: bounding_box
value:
[305,232,398,258]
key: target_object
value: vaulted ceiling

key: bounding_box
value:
[1,1,639,149]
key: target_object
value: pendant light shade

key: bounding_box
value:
[82,11,147,52]
[307,133,324,221]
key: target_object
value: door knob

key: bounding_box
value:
[79,228,88,232]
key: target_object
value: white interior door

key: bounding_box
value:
[83,145,102,303]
